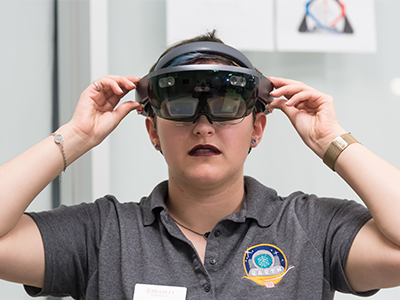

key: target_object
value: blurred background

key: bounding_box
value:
[0,0,399,299]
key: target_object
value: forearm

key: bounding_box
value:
[267,77,400,289]
[0,123,91,237]
[334,143,400,246]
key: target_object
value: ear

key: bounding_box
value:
[250,113,267,148]
[145,116,160,149]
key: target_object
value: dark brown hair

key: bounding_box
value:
[149,30,231,72]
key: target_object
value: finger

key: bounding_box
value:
[266,98,287,110]
[269,77,318,104]
[266,99,299,121]
[95,76,139,95]
[270,83,313,99]
[267,96,315,117]
[106,75,140,84]
[109,80,125,95]
[268,77,303,89]
[110,75,140,92]
[286,90,321,107]
[97,76,138,105]
[124,76,141,85]
[113,101,144,125]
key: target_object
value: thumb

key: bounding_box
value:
[266,99,301,129]
[266,99,292,117]
[113,101,144,124]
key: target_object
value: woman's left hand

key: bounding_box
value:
[266,77,346,158]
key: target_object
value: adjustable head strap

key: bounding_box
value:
[153,41,255,70]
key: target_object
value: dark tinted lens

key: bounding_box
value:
[148,70,258,122]
[161,97,199,118]
[207,94,246,118]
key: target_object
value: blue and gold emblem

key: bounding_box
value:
[243,244,294,288]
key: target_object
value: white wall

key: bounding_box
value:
[0,1,53,298]
[108,0,169,202]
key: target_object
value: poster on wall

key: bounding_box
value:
[166,0,274,52]
[276,0,377,53]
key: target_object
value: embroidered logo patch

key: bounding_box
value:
[242,244,294,288]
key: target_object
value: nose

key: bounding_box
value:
[192,115,215,137]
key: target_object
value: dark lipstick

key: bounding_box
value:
[189,144,221,156]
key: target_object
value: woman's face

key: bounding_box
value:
[146,113,266,188]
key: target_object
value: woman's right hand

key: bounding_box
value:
[67,75,142,150]
[0,75,143,287]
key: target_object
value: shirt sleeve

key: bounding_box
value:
[292,193,378,296]
[327,199,379,296]
[23,199,110,298]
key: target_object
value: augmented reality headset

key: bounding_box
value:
[135,41,273,124]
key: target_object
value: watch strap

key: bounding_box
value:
[323,133,359,171]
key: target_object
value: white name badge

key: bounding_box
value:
[133,283,187,300]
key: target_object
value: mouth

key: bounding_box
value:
[189,144,221,157]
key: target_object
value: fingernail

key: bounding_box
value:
[270,90,278,96]
[265,104,274,114]
[136,104,144,115]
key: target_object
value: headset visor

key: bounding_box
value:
[147,69,259,123]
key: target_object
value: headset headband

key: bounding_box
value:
[135,41,273,117]
[153,41,255,70]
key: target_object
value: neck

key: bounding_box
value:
[166,174,245,233]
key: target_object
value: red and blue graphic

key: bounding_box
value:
[299,0,353,34]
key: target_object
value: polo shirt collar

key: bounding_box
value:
[141,180,169,226]
[141,176,282,227]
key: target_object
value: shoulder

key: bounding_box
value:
[244,176,371,241]
[282,191,371,222]
[26,195,143,237]
[244,175,364,214]
[278,190,372,236]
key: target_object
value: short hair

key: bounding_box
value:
[149,30,227,72]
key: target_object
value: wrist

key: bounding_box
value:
[323,133,361,171]
[310,127,347,159]
[53,123,94,167]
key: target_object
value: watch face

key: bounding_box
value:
[54,134,64,144]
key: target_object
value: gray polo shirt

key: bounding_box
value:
[25,176,376,299]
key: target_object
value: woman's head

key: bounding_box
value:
[141,31,269,182]
[139,31,272,125]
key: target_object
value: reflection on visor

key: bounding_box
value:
[162,94,245,119]
[208,93,243,117]
[165,98,199,117]
[148,69,258,123]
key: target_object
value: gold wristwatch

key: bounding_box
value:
[323,133,360,171]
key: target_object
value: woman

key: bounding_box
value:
[0,32,399,299]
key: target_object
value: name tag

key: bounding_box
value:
[133,283,187,300]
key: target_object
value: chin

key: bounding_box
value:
[186,167,242,187]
